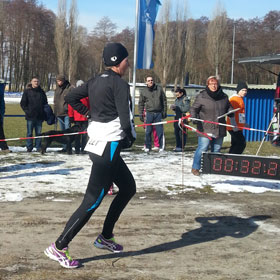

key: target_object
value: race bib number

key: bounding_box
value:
[239,113,245,124]
[84,139,107,156]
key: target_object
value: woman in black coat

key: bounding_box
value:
[170,88,190,152]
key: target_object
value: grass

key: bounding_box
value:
[3,103,280,157]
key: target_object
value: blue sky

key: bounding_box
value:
[39,0,280,33]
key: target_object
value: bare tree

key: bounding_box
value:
[75,25,93,80]
[1,0,56,90]
[172,0,195,88]
[89,16,117,73]
[183,19,196,85]
[0,0,6,79]
[55,0,68,75]
[206,1,230,79]
[68,0,79,83]
[154,0,173,88]
[1,0,279,91]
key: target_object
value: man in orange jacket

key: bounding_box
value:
[227,82,249,154]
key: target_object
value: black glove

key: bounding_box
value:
[162,112,167,119]
[69,117,74,124]
[120,130,136,149]
[139,115,144,122]
[120,136,135,149]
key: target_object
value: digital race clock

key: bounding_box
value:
[202,152,280,180]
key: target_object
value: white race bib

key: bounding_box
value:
[84,140,107,156]
[239,113,245,124]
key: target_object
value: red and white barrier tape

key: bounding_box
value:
[137,118,213,140]
[135,119,178,127]
[0,131,87,142]
[188,117,280,136]
[1,116,279,142]
[178,119,212,140]
[136,116,280,137]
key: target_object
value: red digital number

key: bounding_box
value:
[251,160,261,175]
[224,159,233,172]
[267,162,277,176]
[213,157,222,171]
[240,160,250,173]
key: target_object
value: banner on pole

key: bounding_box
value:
[137,0,161,69]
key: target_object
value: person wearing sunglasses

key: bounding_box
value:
[138,76,167,153]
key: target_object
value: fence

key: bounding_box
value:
[244,89,275,142]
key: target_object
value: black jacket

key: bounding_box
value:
[65,69,134,139]
[20,85,48,121]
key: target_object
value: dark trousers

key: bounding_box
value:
[26,119,43,151]
[56,141,136,249]
[228,130,246,154]
[0,120,8,150]
[174,120,186,148]
[74,121,88,153]
[145,112,164,149]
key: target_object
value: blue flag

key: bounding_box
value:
[137,0,161,69]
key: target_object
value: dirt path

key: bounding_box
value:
[0,191,280,280]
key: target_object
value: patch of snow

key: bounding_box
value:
[0,147,280,202]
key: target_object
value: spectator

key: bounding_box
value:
[20,77,48,152]
[0,84,10,153]
[54,74,73,152]
[190,76,234,176]
[227,82,249,154]
[170,88,190,152]
[138,76,167,152]
[68,80,89,154]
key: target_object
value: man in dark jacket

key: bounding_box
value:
[190,76,234,176]
[138,76,167,152]
[54,74,73,152]
[20,77,48,152]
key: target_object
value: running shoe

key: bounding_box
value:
[173,147,182,152]
[44,243,80,269]
[108,186,114,195]
[94,234,123,253]
[108,184,119,195]
[191,168,200,176]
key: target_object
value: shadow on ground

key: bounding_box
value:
[79,215,270,265]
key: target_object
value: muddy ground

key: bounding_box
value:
[0,191,279,280]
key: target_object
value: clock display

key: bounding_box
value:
[202,153,280,180]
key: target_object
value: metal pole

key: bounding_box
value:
[132,0,140,116]
[231,24,236,84]
[256,113,276,155]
